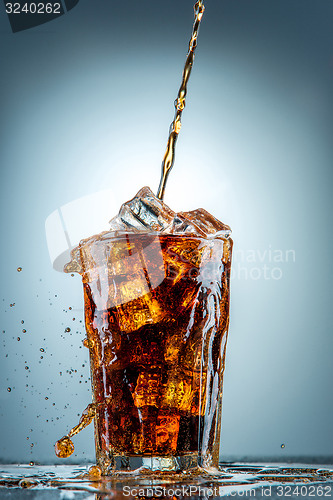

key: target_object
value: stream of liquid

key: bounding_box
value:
[157,0,205,200]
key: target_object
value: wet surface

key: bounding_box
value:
[0,463,332,498]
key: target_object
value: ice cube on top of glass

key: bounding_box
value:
[109,186,231,239]
[64,186,231,278]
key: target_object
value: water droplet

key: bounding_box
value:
[40,348,45,352]
[25,366,29,370]
[21,320,24,324]
[88,465,102,478]
[22,329,26,333]
[71,274,74,277]
[65,327,71,333]
[83,338,94,349]
[7,387,11,392]
[281,443,285,449]
[19,479,35,488]
[17,337,20,341]
[29,461,34,466]
[69,307,72,310]
[17,267,22,272]
[10,303,15,307]
[55,436,74,458]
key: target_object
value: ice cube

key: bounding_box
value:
[109,186,231,240]
[162,370,194,412]
[156,414,180,452]
[171,208,231,238]
[114,294,164,333]
[109,186,175,232]
[133,372,161,408]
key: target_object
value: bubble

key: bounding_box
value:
[65,327,71,333]
[7,387,11,392]
[17,267,22,272]
[55,436,74,458]
[88,465,102,478]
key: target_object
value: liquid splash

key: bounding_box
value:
[55,403,99,458]
[0,463,332,497]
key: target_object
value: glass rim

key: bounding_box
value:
[79,229,232,245]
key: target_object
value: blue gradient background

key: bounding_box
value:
[0,0,332,464]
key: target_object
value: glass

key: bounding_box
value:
[68,230,232,475]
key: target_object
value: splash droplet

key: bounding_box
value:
[19,479,35,488]
[55,436,74,458]
[88,465,102,478]
[83,338,94,348]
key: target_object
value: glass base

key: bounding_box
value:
[97,453,205,476]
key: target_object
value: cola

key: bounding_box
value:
[66,224,232,472]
